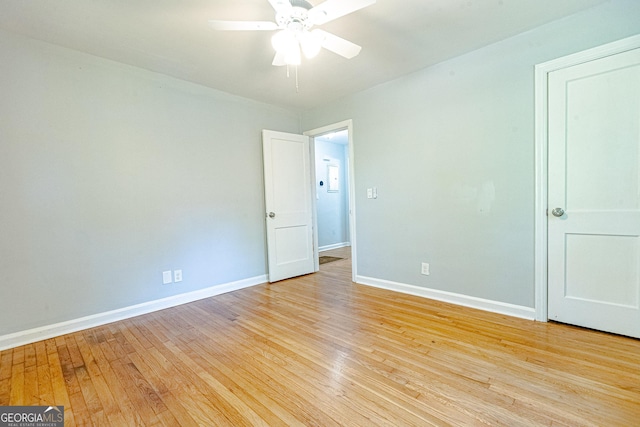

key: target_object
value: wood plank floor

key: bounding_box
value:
[2,252,639,426]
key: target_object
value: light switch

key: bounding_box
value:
[367,188,373,199]
[372,187,378,199]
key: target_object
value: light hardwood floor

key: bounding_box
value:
[2,254,639,426]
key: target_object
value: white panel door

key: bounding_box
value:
[548,48,640,338]
[262,130,315,282]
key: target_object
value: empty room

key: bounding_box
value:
[1,0,639,425]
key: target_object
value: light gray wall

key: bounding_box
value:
[315,139,349,249]
[302,0,640,308]
[0,30,300,336]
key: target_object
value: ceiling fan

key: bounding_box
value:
[209,0,376,67]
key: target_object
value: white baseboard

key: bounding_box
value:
[1,274,535,351]
[355,275,536,320]
[319,242,350,252]
[0,275,267,351]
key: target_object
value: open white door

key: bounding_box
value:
[263,130,315,282]
[547,47,640,338]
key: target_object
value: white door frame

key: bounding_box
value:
[533,34,640,322]
[304,120,357,282]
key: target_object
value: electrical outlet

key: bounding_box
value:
[421,262,430,275]
[174,269,183,282]
[162,271,172,285]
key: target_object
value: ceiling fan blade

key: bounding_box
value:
[268,0,292,12]
[313,29,362,59]
[208,20,279,31]
[309,0,375,26]
[272,51,287,66]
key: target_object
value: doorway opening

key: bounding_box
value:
[305,120,356,281]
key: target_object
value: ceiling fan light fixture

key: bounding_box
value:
[271,29,294,53]
[272,29,303,65]
[300,30,323,59]
[285,43,301,65]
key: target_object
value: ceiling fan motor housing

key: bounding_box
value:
[276,0,315,32]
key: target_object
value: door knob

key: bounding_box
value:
[551,207,565,217]
[268,212,276,218]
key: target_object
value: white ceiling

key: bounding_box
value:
[0,0,608,110]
